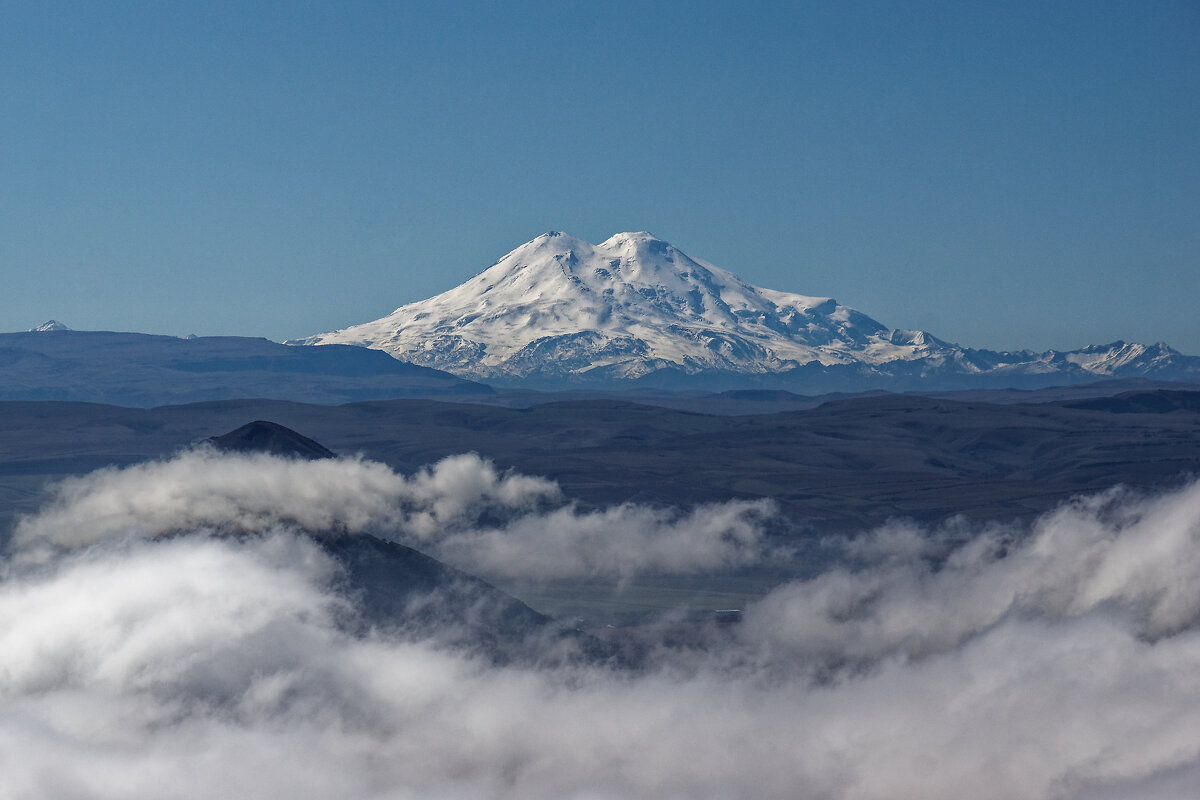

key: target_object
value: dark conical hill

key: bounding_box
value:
[208,420,337,459]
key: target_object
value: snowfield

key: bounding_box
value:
[293,232,1195,387]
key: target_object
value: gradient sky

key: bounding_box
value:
[2,1,1197,353]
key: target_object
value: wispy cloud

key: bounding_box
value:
[10,448,775,579]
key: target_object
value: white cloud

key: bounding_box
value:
[740,481,1200,665]
[8,448,557,560]
[432,498,777,581]
[4,519,1200,799]
[9,448,776,580]
[6,451,1200,798]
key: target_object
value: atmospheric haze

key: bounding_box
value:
[3,450,1200,799]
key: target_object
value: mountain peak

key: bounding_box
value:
[506,231,594,261]
[294,232,1197,389]
[30,320,70,332]
[298,232,900,380]
[207,421,336,460]
[600,230,662,245]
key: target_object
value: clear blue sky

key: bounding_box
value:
[2,1,1197,353]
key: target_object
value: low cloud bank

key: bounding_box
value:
[742,481,1200,666]
[435,498,776,580]
[4,451,1200,798]
[10,449,772,579]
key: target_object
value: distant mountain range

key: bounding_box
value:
[2,390,1198,546]
[0,329,490,406]
[293,232,1200,391]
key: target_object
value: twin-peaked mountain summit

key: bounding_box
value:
[297,231,1196,391]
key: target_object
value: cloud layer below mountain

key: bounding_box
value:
[3,451,1200,799]
[10,449,772,580]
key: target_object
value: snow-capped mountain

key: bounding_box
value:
[294,232,1199,390]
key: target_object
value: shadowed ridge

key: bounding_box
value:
[208,420,337,459]
[1059,389,1200,415]
[0,329,494,406]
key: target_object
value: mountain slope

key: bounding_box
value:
[294,232,1200,390]
[208,420,337,459]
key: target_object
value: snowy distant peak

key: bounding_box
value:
[482,230,843,323]
[1058,340,1179,375]
[601,230,657,244]
[498,232,854,339]
[296,231,942,380]
[30,320,70,332]
[293,232,1197,388]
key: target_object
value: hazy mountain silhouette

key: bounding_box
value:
[0,329,491,406]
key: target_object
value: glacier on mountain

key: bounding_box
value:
[293,232,1198,390]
